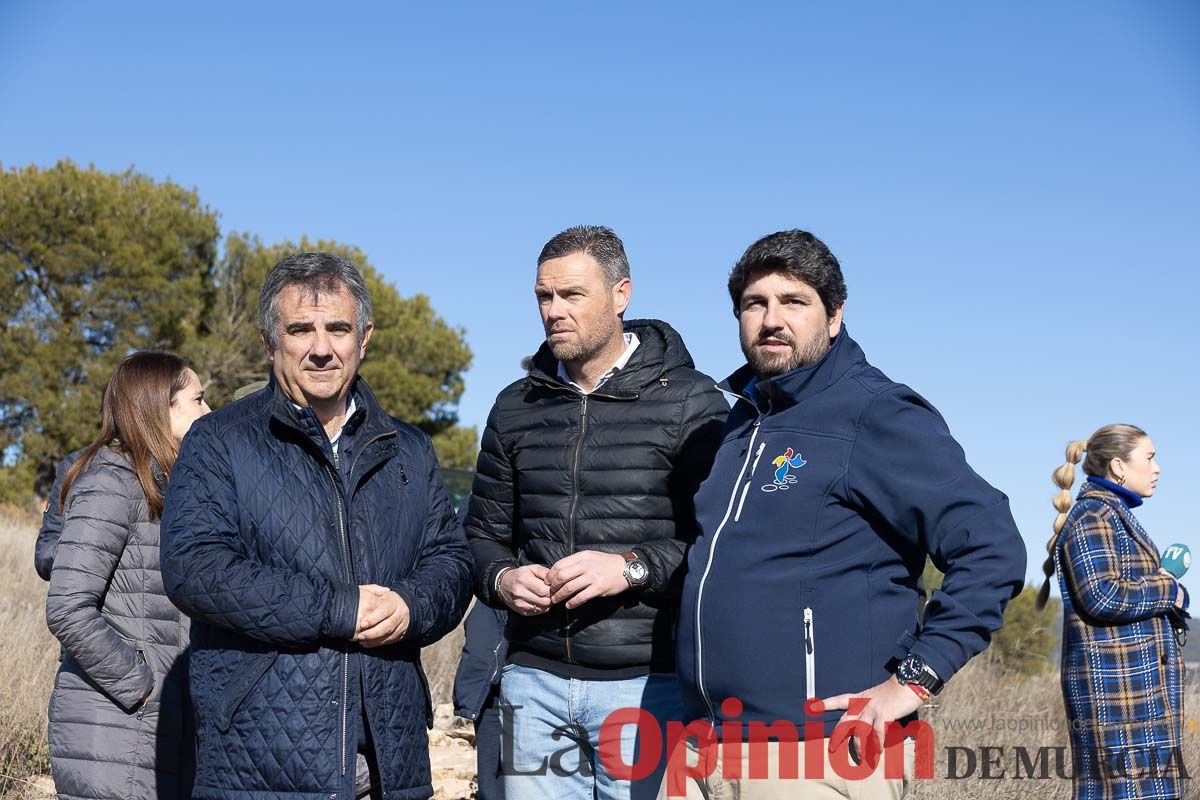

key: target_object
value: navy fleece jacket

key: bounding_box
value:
[675,329,1026,738]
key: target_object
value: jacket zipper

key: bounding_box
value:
[136,648,148,719]
[804,607,816,700]
[322,461,352,778]
[694,420,762,720]
[343,429,394,779]
[522,379,632,663]
[563,394,588,664]
[733,442,766,523]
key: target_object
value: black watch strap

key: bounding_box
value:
[897,654,944,695]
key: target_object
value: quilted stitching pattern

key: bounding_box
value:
[162,380,472,799]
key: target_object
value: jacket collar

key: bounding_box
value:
[266,373,396,469]
[1077,480,1159,563]
[91,445,137,476]
[720,327,868,415]
[89,446,169,493]
[1082,475,1144,509]
[526,318,696,398]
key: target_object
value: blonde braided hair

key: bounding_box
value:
[1036,424,1147,610]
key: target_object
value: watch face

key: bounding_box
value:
[627,560,649,583]
[897,655,923,683]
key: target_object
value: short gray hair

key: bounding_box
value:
[537,225,631,286]
[258,252,373,350]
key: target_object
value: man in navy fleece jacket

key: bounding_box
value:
[671,230,1025,798]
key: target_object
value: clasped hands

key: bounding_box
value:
[353,584,410,647]
[499,551,630,616]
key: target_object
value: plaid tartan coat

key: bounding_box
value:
[1054,481,1186,800]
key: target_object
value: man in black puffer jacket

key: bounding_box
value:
[466,225,729,800]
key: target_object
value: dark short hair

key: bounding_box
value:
[537,225,631,286]
[727,230,847,317]
[258,252,373,349]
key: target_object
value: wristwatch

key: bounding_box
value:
[895,653,944,695]
[621,551,649,589]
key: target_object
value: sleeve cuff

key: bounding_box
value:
[326,581,360,641]
[907,641,956,688]
[485,560,518,607]
[393,583,420,643]
[114,664,156,713]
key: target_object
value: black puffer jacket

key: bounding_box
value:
[466,319,729,673]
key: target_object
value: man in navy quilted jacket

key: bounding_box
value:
[162,252,472,800]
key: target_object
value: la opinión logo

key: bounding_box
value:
[500,696,935,794]
[497,700,1191,790]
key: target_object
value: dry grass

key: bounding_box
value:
[909,653,1200,799]
[0,507,59,799]
[3,508,1197,799]
[423,614,466,707]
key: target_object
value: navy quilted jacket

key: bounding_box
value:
[161,377,472,800]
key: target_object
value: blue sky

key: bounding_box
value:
[2,2,1197,588]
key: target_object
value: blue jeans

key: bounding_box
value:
[499,664,684,800]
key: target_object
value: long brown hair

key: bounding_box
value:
[60,351,192,519]
[1035,423,1148,609]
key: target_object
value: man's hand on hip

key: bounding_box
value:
[353,584,410,647]
[499,564,552,616]
[823,676,924,769]
[547,551,629,609]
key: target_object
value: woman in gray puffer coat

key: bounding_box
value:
[46,351,210,800]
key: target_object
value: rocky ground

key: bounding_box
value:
[429,704,479,799]
[21,704,479,800]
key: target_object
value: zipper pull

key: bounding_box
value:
[580,396,588,416]
[400,465,408,485]
[803,606,816,700]
[748,442,767,481]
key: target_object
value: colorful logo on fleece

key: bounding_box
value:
[761,447,806,492]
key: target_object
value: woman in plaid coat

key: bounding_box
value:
[1037,424,1190,800]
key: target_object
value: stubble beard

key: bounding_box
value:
[546,306,621,364]
[549,325,615,363]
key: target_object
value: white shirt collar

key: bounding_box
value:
[329,396,357,446]
[557,332,640,394]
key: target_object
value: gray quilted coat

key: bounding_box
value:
[45,447,192,800]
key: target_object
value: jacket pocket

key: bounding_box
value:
[804,607,816,700]
[733,442,767,523]
[135,649,153,720]
[215,651,277,733]
[1092,635,1162,725]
